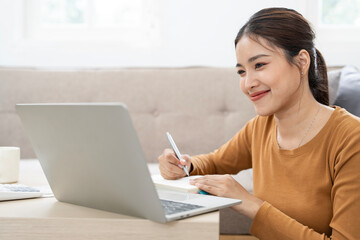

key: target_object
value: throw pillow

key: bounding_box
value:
[327,69,341,105]
[334,66,360,117]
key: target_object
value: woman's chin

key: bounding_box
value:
[254,106,274,116]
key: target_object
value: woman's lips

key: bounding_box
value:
[249,90,270,101]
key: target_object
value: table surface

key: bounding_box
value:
[0,159,219,240]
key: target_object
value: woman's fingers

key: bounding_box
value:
[179,154,192,174]
[190,174,241,197]
[158,148,191,179]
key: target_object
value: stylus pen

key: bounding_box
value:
[166,132,190,177]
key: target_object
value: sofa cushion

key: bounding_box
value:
[334,66,360,117]
[327,69,341,105]
[0,67,257,160]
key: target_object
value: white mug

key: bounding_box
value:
[0,147,20,184]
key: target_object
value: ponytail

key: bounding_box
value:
[308,48,329,105]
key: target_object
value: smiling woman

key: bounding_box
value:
[158,7,360,240]
[233,8,334,151]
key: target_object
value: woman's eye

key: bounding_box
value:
[237,70,245,75]
[255,63,265,69]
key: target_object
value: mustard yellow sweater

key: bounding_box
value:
[191,107,360,239]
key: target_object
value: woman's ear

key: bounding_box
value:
[297,49,311,74]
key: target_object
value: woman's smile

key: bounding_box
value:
[249,90,271,101]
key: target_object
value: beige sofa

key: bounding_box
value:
[0,66,341,235]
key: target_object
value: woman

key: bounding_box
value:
[158,8,360,239]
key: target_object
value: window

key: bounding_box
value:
[25,0,160,45]
[304,0,360,66]
[320,0,360,27]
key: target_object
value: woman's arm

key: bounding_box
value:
[191,149,360,240]
[190,117,256,175]
[192,122,360,239]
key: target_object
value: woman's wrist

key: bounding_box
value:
[233,195,263,220]
[247,197,263,219]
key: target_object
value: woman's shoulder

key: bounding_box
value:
[327,107,360,182]
[330,106,360,134]
[326,106,360,157]
[247,114,274,127]
[241,114,275,140]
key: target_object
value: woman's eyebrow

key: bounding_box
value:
[236,54,270,67]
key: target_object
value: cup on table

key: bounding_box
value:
[0,147,20,184]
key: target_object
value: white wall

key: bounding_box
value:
[0,0,357,68]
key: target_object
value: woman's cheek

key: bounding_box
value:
[239,78,247,95]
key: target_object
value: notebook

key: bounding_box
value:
[152,174,202,193]
[16,103,241,223]
[0,184,43,201]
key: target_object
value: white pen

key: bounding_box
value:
[166,132,190,177]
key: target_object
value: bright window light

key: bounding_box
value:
[320,0,360,26]
[93,0,143,28]
[39,0,86,26]
[24,0,160,45]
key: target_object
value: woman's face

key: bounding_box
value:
[235,35,303,116]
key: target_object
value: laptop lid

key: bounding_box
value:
[16,103,241,223]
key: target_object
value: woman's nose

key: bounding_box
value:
[244,72,259,90]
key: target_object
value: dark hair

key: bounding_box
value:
[235,8,329,105]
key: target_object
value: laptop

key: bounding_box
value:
[16,103,241,223]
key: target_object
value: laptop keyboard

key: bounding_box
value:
[160,199,204,215]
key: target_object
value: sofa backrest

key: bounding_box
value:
[0,67,257,161]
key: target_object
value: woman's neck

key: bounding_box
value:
[274,96,323,149]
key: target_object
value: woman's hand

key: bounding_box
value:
[158,148,192,180]
[190,174,263,219]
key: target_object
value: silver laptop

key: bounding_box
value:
[16,103,241,223]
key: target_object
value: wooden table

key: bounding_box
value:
[0,160,219,240]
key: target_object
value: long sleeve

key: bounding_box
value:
[251,144,360,240]
[189,117,255,175]
[188,107,360,238]
[252,162,360,240]
[251,202,330,239]
[250,107,360,239]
